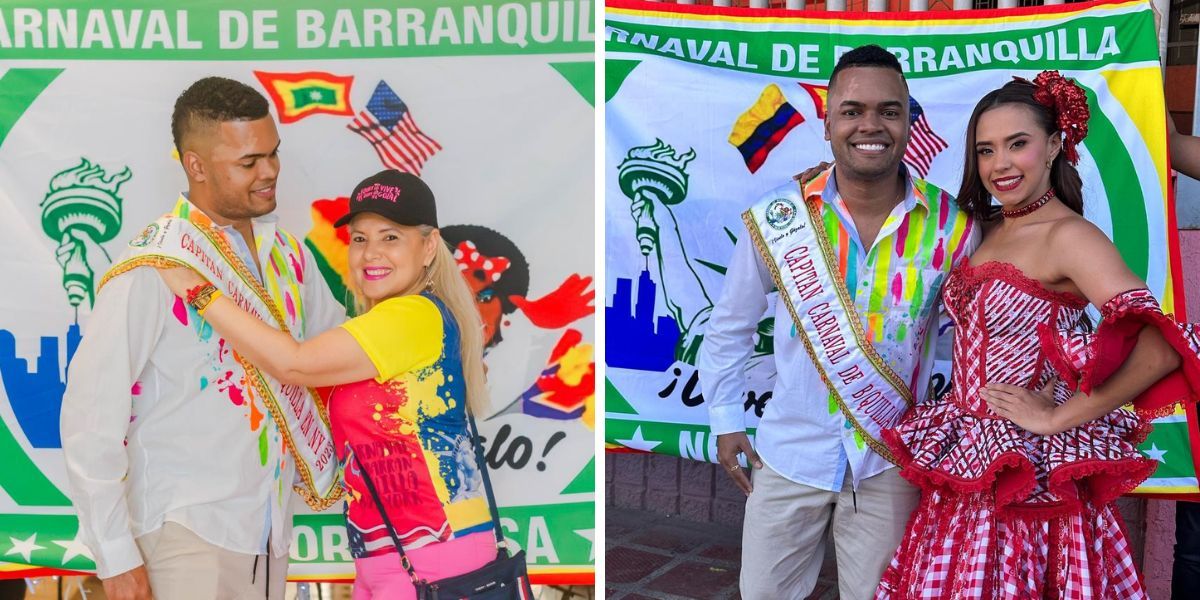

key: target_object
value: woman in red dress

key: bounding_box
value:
[876,72,1200,599]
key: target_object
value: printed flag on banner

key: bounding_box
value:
[604,0,1200,499]
[0,0,596,583]
[904,96,950,179]
[799,83,829,119]
[254,71,355,124]
[729,83,805,174]
[348,81,443,175]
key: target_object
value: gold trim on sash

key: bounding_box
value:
[742,210,897,464]
[801,191,914,407]
[100,210,342,511]
[741,178,916,465]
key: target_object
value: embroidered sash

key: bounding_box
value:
[743,184,912,464]
[99,198,342,510]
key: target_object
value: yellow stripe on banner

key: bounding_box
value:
[528,566,597,574]
[1135,485,1200,494]
[286,573,355,582]
[608,0,1144,28]
[1101,66,1174,313]
[729,84,787,147]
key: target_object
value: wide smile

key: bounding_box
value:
[991,175,1023,192]
[851,141,889,155]
[251,185,275,199]
[362,267,392,281]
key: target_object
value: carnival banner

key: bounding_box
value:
[604,0,1200,497]
[0,0,595,582]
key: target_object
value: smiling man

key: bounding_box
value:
[697,45,980,599]
[60,77,347,600]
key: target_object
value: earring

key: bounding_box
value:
[423,264,434,293]
[1046,159,1052,170]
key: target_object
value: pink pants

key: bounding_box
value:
[352,532,497,600]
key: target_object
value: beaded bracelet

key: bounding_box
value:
[185,283,222,316]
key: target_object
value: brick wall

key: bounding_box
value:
[607,453,747,529]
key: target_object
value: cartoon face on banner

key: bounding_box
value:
[445,225,531,349]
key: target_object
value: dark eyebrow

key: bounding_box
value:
[838,100,904,109]
[976,131,1031,148]
[239,140,281,161]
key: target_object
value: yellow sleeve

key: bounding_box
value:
[340,295,443,382]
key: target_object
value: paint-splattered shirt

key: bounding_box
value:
[701,167,980,492]
[333,293,492,558]
[59,212,346,579]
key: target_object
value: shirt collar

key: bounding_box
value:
[805,163,926,214]
[179,192,280,231]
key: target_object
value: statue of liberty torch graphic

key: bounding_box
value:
[40,158,130,315]
[618,140,712,366]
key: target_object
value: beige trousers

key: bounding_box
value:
[739,463,919,600]
[135,522,288,600]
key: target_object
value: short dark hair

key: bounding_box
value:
[829,45,906,92]
[171,77,270,151]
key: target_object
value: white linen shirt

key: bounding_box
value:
[699,169,979,492]
[61,210,346,579]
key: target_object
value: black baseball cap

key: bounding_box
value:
[334,170,439,229]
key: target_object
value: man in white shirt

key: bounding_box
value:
[61,77,346,600]
[698,46,980,599]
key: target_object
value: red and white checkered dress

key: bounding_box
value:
[876,261,1200,599]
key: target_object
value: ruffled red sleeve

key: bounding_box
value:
[1039,289,1200,419]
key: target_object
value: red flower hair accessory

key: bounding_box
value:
[1029,70,1090,165]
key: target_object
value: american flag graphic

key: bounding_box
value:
[904,96,948,179]
[348,81,442,175]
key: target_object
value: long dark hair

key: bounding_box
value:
[956,79,1085,222]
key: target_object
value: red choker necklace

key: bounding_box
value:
[1002,188,1055,219]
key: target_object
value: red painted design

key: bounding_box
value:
[510,273,594,330]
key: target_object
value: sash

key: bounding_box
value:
[743,184,912,464]
[98,198,342,510]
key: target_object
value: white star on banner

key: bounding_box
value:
[574,528,595,561]
[5,533,45,563]
[309,90,323,101]
[615,426,661,452]
[1144,443,1168,463]
[54,532,94,565]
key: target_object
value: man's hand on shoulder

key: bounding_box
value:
[102,565,153,600]
[716,432,762,495]
[792,161,832,186]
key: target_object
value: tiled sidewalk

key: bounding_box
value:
[605,508,838,600]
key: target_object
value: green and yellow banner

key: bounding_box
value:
[0,0,595,583]
[604,0,1199,497]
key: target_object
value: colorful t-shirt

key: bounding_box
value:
[332,292,492,558]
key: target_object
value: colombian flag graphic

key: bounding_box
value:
[728,83,805,174]
[254,71,355,124]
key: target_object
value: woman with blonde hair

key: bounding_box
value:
[158,170,511,599]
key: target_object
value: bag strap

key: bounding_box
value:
[352,409,509,582]
[353,453,422,586]
[467,412,509,557]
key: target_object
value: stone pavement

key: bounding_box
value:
[605,507,838,600]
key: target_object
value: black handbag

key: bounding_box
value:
[354,412,534,600]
